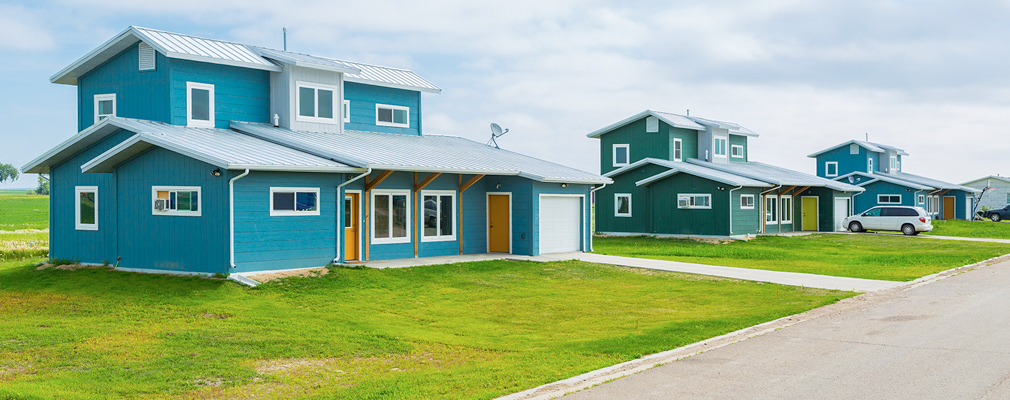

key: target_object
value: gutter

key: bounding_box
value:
[334,168,372,264]
[728,185,743,235]
[230,169,250,269]
[588,183,608,252]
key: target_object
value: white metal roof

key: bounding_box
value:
[51,26,441,94]
[614,158,770,187]
[687,159,865,192]
[231,122,609,184]
[961,175,1010,187]
[586,110,758,138]
[833,171,934,191]
[807,140,909,158]
[885,172,980,193]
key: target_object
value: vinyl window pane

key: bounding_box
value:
[79,192,96,225]
[378,108,393,123]
[392,195,407,238]
[344,198,352,228]
[439,195,453,236]
[423,195,437,236]
[273,192,295,211]
[178,191,191,212]
[299,87,315,117]
[296,192,317,212]
[374,195,390,239]
[393,108,408,125]
[191,88,210,121]
[617,197,630,214]
[615,147,628,164]
[318,89,333,119]
[98,100,113,115]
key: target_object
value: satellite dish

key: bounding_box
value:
[488,123,509,149]
[847,176,855,183]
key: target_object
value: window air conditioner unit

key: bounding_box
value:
[154,199,167,211]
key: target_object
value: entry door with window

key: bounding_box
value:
[344,193,359,261]
[488,194,510,253]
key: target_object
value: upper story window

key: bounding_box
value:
[376,104,409,128]
[613,144,630,167]
[296,82,337,124]
[186,82,215,128]
[270,187,320,216]
[825,161,838,177]
[731,145,744,158]
[672,138,683,162]
[152,186,201,217]
[868,158,873,173]
[714,137,727,157]
[94,94,116,124]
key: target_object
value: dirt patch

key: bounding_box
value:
[200,313,232,320]
[35,263,112,271]
[255,358,346,376]
[249,267,329,283]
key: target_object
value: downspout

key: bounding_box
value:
[333,168,372,264]
[758,185,782,234]
[230,169,250,269]
[588,183,608,252]
[728,185,743,236]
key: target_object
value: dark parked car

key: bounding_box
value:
[982,205,1010,222]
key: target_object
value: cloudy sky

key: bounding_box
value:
[2,0,1008,189]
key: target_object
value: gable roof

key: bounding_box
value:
[623,159,770,187]
[961,175,1010,187]
[50,26,441,94]
[833,171,934,191]
[885,172,980,193]
[686,159,865,192]
[78,119,360,174]
[230,122,609,184]
[807,140,909,158]
[586,110,759,138]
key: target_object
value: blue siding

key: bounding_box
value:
[531,181,592,255]
[116,148,229,273]
[232,171,338,273]
[344,82,421,135]
[168,59,270,128]
[49,130,134,264]
[77,43,171,131]
[816,145,874,178]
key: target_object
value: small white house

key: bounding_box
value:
[962,175,1010,211]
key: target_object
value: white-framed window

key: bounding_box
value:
[152,186,201,217]
[731,144,744,158]
[296,81,337,124]
[678,193,711,209]
[714,137,727,157]
[931,195,939,213]
[766,195,778,225]
[343,100,350,123]
[269,187,320,216]
[186,82,215,128]
[780,195,793,224]
[878,194,901,204]
[372,190,411,244]
[867,158,873,173]
[613,144,630,167]
[672,138,683,162]
[615,193,632,217]
[75,186,98,231]
[376,104,409,128]
[918,194,925,204]
[421,190,456,242]
[825,162,838,177]
[94,94,116,124]
[139,42,156,71]
[741,194,755,209]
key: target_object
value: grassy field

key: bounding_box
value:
[0,195,48,230]
[0,258,851,399]
[923,219,1010,239]
[593,234,1010,281]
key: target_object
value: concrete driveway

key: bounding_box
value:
[560,256,1010,400]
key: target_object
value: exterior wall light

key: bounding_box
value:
[210,168,222,177]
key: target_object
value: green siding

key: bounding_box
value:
[595,164,668,234]
[730,187,762,235]
[729,135,748,163]
[650,174,730,236]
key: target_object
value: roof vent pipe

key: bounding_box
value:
[273,113,280,127]
[283,28,287,51]
[705,150,709,162]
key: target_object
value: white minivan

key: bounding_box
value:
[844,206,933,236]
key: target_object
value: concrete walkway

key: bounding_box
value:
[535,253,902,292]
[831,231,1010,244]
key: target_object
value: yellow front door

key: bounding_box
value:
[488,194,510,253]
[344,193,359,261]
[802,197,818,231]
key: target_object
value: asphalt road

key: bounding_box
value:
[565,258,1010,400]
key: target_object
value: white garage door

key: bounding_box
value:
[539,196,583,254]
[834,198,850,231]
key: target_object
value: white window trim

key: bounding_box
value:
[615,193,632,217]
[151,186,202,217]
[375,103,410,128]
[186,82,215,128]
[678,193,712,209]
[75,186,98,231]
[766,195,779,225]
[825,161,838,177]
[889,155,897,171]
[713,137,728,158]
[918,194,925,204]
[878,194,901,204]
[868,158,873,173]
[269,187,321,217]
[613,144,630,167]
[420,190,457,242]
[731,144,744,158]
[295,81,339,124]
[94,94,116,124]
[371,189,412,244]
[673,138,683,162]
[740,194,755,209]
[780,195,793,224]
[343,100,350,123]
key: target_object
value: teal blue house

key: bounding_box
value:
[588,110,863,237]
[23,27,608,277]
[808,140,979,220]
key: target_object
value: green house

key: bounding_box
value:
[588,110,864,237]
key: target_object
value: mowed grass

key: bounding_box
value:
[593,234,1010,282]
[0,195,48,230]
[923,219,1010,239]
[0,259,852,399]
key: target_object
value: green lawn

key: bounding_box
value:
[0,258,851,400]
[593,234,1010,281]
[923,219,1010,239]
[0,195,48,230]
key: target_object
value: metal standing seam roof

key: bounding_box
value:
[79,119,360,173]
[961,175,1010,187]
[622,158,770,187]
[884,172,980,193]
[586,110,758,138]
[682,115,760,137]
[252,47,360,74]
[833,172,934,191]
[807,140,909,158]
[336,59,442,94]
[686,159,865,192]
[230,122,609,184]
